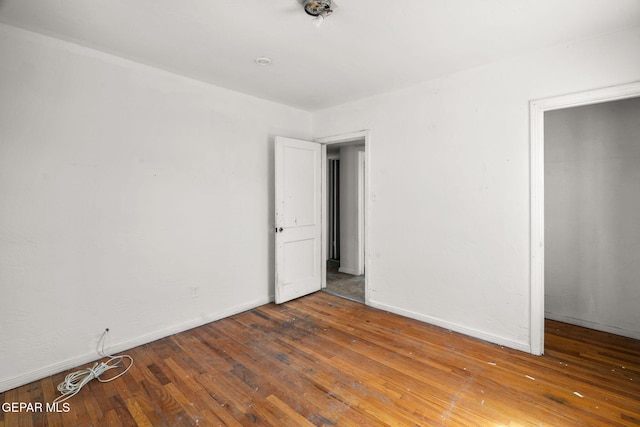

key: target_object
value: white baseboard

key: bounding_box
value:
[0,296,272,394]
[368,300,531,354]
[545,312,640,340]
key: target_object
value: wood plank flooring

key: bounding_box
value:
[1,292,639,426]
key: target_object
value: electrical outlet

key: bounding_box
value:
[191,287,199,298]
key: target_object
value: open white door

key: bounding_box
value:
[274,136,324,303]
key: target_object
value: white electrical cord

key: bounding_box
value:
[53,329,133,404]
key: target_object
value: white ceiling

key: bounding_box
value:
[1,0,639,111]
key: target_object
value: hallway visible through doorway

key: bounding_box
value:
[324,260,365,303]
[318,130,369,305]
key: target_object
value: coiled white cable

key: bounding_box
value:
[53,329,133,404]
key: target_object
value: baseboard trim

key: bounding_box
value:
[545,312,640,340]
[0,296,272,394]
[368,300,531,354]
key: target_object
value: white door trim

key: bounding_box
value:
[529,81,640,355]
[316,130,371,304]
[357,150,366,276]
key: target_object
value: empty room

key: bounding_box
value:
[1,1,639,425]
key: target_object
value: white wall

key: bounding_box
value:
[312,27,640,351]
[1,21,639,394]
[338,145,365,276]
[0,24,311,392]
[545,98,640,339]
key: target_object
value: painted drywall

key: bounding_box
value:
[0,23,311,392]
[545,98,640,339]
[339,145,365,276]
[312,27,640,351]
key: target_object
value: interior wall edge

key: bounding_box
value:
[545,312,640,341]
[0,22,312,116]
[368,300,531,354]
[0,296,272,394]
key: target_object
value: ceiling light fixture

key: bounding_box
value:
[255,56,272,66]
[302,0,333,27]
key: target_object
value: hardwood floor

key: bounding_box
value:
[2,292,639,426]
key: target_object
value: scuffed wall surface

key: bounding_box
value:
[0,23,311,391]
[312,27,640,351]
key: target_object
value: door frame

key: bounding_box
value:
[316,130,371,304]
[529,81,640,355]
[357,150,366,276]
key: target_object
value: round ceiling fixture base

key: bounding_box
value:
[303,0,333,17]
[255,57,272,66]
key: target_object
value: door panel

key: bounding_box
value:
[275,136,323,303]
[283,238,316,283]
[283,146,317,227]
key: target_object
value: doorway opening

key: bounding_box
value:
[317,131,369,304]
[544,97,640,343]
[529,82,640,355]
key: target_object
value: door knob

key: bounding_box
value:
[275,227,283,233]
